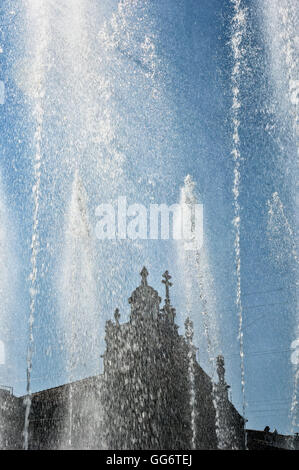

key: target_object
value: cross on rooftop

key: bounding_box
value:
[162,270,172,304]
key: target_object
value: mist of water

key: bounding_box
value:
[59,170,100,377]
[58,170,100,447]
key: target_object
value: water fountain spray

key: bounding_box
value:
[262,0,298,438]
[23,0,49,450]
[58,169,100,448]
[267,192,299,437]
[178,175,227,447]
[0,171,17,448]
[230,0,247,440]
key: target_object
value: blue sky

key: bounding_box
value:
[0,0,297,435]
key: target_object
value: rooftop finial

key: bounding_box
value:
[216,355,226,384]
[162,270,172,305]
[184,317,194,342]
[114,308,121,325]
[140,267,149,286]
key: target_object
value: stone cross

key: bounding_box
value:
[162,270,172,304]
[140,266,149,286]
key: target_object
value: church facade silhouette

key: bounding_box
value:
[0,268,245,450]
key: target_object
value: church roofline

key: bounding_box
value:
[19,374,103,400]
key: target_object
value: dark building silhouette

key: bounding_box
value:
[0,268,245,450]
[0,387,23,450]
[102,268,244,450]
[246,429,299,450]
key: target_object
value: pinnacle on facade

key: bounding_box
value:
[216,355,230,398]
[129,267,161,320]
[184,317,194,342]
[140,266,149,286]
[162,270,172,305]
[216,355,226,384]
[161,270,176,322]
[114,308,121,325]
